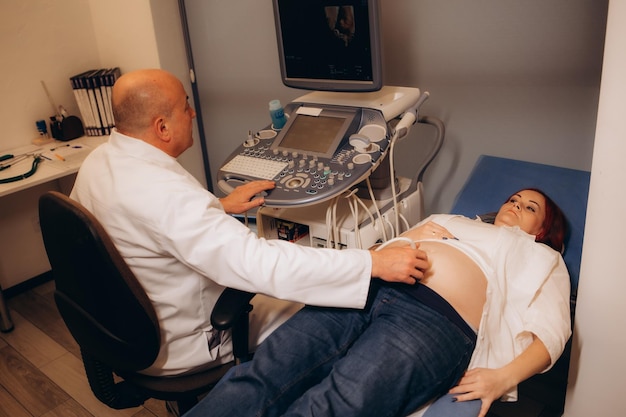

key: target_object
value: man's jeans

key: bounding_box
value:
[184,284,476,417]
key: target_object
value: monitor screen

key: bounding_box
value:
[271,106,358,158]
[272,0,382,92]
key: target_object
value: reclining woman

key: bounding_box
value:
[183,188,571,417]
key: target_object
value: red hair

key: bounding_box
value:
[507,188,567,252]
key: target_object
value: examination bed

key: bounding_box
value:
[409,154,590,417]
[196,154,591,417]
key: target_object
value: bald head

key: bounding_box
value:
[112,69,180,136]
[111,69,196,156]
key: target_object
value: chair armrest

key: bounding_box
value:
[211,288,255,330]
[211,288,255,362]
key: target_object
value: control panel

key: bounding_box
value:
[217,101,391,208]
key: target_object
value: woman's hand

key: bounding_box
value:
[219,180,275,214]
[401,221,456,241]
[449,337,551,417]
[448,368,514,417]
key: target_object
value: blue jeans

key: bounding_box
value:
[422,394,481,417]
[184,283,476,417]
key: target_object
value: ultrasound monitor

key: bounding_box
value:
[270,106,360,158]
[272,0,382,92]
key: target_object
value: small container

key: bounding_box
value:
[269,99,287,130]
[36,119,48,136]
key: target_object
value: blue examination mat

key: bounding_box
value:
[450,155,591,301]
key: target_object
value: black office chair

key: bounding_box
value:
[38,191,255,414]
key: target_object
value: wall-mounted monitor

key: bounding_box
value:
[272,0,382,92]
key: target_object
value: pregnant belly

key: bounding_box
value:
[418,241,487,330]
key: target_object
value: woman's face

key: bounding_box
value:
[494,189,546,236]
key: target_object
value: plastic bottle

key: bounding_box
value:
[36,119,48,136]
[269,99,287,130]
[32,119,53,145]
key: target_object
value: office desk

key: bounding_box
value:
[0,136,107,332]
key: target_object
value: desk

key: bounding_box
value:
[0,136,107,332]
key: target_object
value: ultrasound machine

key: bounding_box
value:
[217,0,444,250]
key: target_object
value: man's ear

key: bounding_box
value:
[154,116,172,143]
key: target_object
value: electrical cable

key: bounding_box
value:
[352,192,377,232]
[346,193,361,248]
[386,92,431,236]
[326,195,342,248]
[325,198,334,248]
[366,177,388,242]
[401,213,410,233]
[332,195,340,248]
[388,128,402,236]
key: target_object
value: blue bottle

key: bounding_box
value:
[269,99,287,130]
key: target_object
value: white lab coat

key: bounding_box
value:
[71,130,372,375]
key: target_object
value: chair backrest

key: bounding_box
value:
[39,191,160,372]
[450,155,591,305]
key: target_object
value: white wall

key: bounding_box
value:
[183,0,606,215]
[87,0,160,69]
[381,1,605,213]
[149,0,206,185]
[0,0,103,288]
[564,1,626,415]
[86,0,206,185]
[0,0,201,288]
[1,0,100,149]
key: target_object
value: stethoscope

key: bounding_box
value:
[0,143,81,184]
[0,153,43,184]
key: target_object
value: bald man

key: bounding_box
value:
[70,69,428,376]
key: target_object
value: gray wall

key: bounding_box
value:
[183,0,607,214]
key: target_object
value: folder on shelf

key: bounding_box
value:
[69,67,121,137]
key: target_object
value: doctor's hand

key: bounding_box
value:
[219,180,275,214]
[370,245,429,284]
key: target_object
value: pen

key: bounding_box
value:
[54,153,65,161]
[50,144,70,151]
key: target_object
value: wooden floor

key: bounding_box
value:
[0,279,171,417]
[1,277,567,417]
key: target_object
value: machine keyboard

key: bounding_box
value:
[221,155,288,180]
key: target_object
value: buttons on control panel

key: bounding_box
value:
[218,106,389,207]
[232,141,364,196]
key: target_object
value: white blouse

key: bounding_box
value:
[414,214,571,401]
